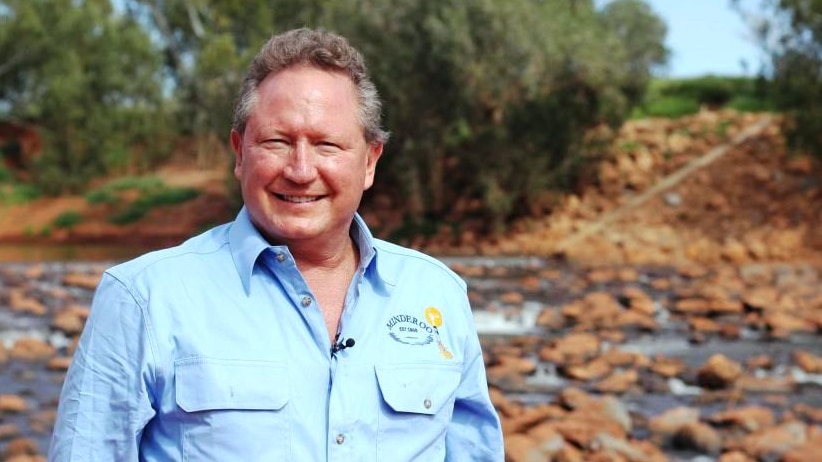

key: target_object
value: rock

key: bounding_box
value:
[650,356,687,378]
[62,272,102,290]
[780,435,822,462]
[561,358,612,381]
[718,450,757,462]
[499,291,525,305]
[46,356,73,371]
[735,375,796,394]
[9,338,55,363]
[546,332,601,362]
[504,434,549,462]
[8,290,47,317]
[50,305,89,335]
[595,369,639,394]
[697,354,742,389]
[648,406,700,444]
[793,349,822,373]
[0,423,20,440]
[673,421,723,455]
[0,395,28,413]
[708,406,775,432]
[735,421,807,461]
[3,437,39,458]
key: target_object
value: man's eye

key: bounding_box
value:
[317,141,341,151]
[262,139,289,149]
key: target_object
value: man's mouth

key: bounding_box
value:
[278,194,322,203]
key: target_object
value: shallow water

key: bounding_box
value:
[2,257,821,460]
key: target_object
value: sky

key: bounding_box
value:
[601,0,768,78]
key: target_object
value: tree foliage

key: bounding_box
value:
[0,0,172,194]
[0,0,669,232]
[737,0,822,157]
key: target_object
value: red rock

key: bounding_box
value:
[708,406,775,432]
[0,395,27,413]
[674,421,723,455]
[62,272,102,290]
[549,332,601,361]
[648,406,700,444]
[500,291,524,305]
[793,349,822,373]
[9,338,55,363]
[594,369,639,394]
[562,358,612,382]
[8,290,46,317]
[736,421,807,461]
[650,356,687,378]
[735,375,796,394]
[718,451,756,462]
[697,354,742,389]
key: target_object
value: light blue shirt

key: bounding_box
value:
[48,207,504,461]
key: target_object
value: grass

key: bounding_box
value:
[108,186,200,225]
[632,75,774,119]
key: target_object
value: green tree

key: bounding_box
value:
[0,0,171,194]
[736,0,822,156]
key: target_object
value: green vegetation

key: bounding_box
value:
[633,76,774,119]
[741,0,822,158]
[84,176,199,225]
[0,0,670,233]
[0,184,40,205]
[53,210,82,229]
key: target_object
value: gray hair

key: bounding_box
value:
[232,28,389,145]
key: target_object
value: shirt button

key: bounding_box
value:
[301,295,312,307]
[336,434,345,444]
[423,399,432,409]
[276,252,286,262]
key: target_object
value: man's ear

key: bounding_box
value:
[230,129,243,179]
[363,142,383,190]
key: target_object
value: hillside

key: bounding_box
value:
[1,109,819,266]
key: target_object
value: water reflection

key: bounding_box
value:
[0,243,156,263]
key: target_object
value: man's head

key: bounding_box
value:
[230,29,386,250]
[232,28,389,146]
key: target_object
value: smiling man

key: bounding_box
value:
[48,28,504,461]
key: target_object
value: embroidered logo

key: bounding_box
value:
[386,314,434,345]
[425,307,453,359]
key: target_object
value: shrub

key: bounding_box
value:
[54,211,83,229]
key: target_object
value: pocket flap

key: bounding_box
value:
[375,362,461,415]
[175,358,289,412]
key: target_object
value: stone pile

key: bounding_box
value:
[457,259,822,462]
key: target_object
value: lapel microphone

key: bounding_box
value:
[331,337,356,354]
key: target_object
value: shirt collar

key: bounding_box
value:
[229,206,389,294]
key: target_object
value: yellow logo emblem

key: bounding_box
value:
[424,306,453,359]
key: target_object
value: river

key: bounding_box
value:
[1,251,821,460]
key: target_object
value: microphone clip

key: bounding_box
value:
[331,337,355,354]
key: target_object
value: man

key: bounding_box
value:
[49,28,503,461]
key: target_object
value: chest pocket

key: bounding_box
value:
[375,362,462,461]
[175,358,291,461]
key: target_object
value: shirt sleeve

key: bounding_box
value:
[48,273,157,461]
[445,297,505,461]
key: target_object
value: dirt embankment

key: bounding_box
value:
[2,109,820,266]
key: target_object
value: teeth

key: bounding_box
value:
[280,194,320,203]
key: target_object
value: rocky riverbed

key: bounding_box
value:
[1,258,822,461]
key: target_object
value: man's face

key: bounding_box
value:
[231,65,383,247]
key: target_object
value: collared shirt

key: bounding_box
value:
[48,207,504,461]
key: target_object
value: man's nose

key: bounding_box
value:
[282,142,317,183]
